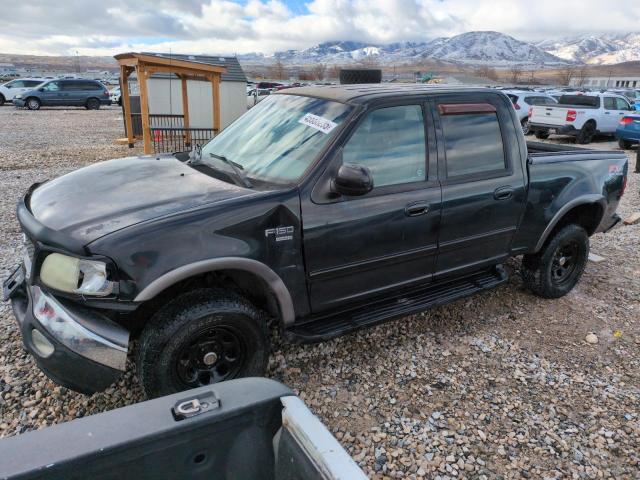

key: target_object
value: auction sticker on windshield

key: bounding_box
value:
[299,113,338,134]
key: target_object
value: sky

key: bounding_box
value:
[0,0,638,57]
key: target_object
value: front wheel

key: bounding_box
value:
[26,97,41,110]
[521,224,589,299]
[136,288,269,398]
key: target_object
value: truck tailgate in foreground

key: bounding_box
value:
[0,378,366,480]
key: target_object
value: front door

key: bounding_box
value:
[432,95,527,279]
[302,102,442,312]
[39,81,63,106]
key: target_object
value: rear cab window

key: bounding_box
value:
[438,104,507,178]
[558,95,600,107]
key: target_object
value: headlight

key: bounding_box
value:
[40,253,115,296]
[14,94,22,99]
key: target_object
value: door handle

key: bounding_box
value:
[493,186,514,201]
[405,201,430,217]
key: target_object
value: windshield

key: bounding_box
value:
[200,94,352,185]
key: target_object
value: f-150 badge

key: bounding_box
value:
[265,226,294,242]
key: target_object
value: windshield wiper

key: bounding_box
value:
[209,153,253,188]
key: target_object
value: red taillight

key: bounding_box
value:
[619,117,634,125]
[514,102,521,110]
[103,90,109,96]
[566,110,577,122]
[528,107,533,118]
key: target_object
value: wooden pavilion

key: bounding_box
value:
[114,52,227,154]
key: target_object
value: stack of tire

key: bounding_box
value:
[339,69,382,85]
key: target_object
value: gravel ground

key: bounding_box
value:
[1,106,639,479]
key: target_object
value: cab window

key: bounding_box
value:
[342,105,426,188]
[441,112,506,178]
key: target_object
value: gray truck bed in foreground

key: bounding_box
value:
[0,378,366,480]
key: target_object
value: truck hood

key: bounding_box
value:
[28,155,257,245]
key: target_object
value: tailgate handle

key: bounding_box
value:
[405,201,430,217]
[493,186,514,201]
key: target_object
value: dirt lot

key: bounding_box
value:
[0,105,638,479]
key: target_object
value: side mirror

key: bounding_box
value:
[332,163,373,196]
[38,88,44,92]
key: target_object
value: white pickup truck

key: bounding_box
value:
[529,93,635,144]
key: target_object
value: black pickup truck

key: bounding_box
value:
[3,85,628,398]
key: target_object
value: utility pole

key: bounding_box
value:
[74,51,81,75]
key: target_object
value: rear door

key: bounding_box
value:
[63,80,85,105]
[432,94,527,279]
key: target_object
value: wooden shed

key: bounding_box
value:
[115,52,247,154]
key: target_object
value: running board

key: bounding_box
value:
[287,266,508,343]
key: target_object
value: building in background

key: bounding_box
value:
[144,54,247,130]
[572,75,640,89]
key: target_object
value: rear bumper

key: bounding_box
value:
[8,278,128,394]
[529,123,579,136]
[615,127,640,142]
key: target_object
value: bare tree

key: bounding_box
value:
[328,65,342,80]
[311,63,327,81]
[509,64,523,84]
[558,65,576,86]
[268,59,287,80]
[527,69,536,84]
[475,65,499,81]
[575,65,589,87]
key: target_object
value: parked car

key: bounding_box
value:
[616,113,640,149]
[503,89,557,135]
[529,93,635,143]
[0,78,45,106]
[247,87,272,108]
[0,378,367,480]
[3,85,627,398]
[12,78,111,110]
[110,87,122,106]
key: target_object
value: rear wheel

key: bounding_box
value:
[0,94,5,106]
[521,118,531,135]
[136,288,269,398]
[576,122,595,144]
[86,98,100,110]
[521,224,589,299]
[618,138,632,150]
[26,97,40,110]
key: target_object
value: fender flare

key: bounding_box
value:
[534,194,605,252]
[134,257,295,326]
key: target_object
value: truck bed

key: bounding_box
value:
[526,141,625,163]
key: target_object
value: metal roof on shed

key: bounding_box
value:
[141,52,247,83]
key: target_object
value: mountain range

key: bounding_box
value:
[239,31,640,67]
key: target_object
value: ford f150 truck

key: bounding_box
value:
[529,93,636,144]
[2,85,628,398]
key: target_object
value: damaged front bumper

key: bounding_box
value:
[4,268,129,394]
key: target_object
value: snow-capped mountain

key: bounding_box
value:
[419,31,564,65]
[238,31,639,67]
[537,33,640,65]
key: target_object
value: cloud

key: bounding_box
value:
[0,0,638,56]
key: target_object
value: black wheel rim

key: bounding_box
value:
[175,325,247,388]
[551,240,579,286]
